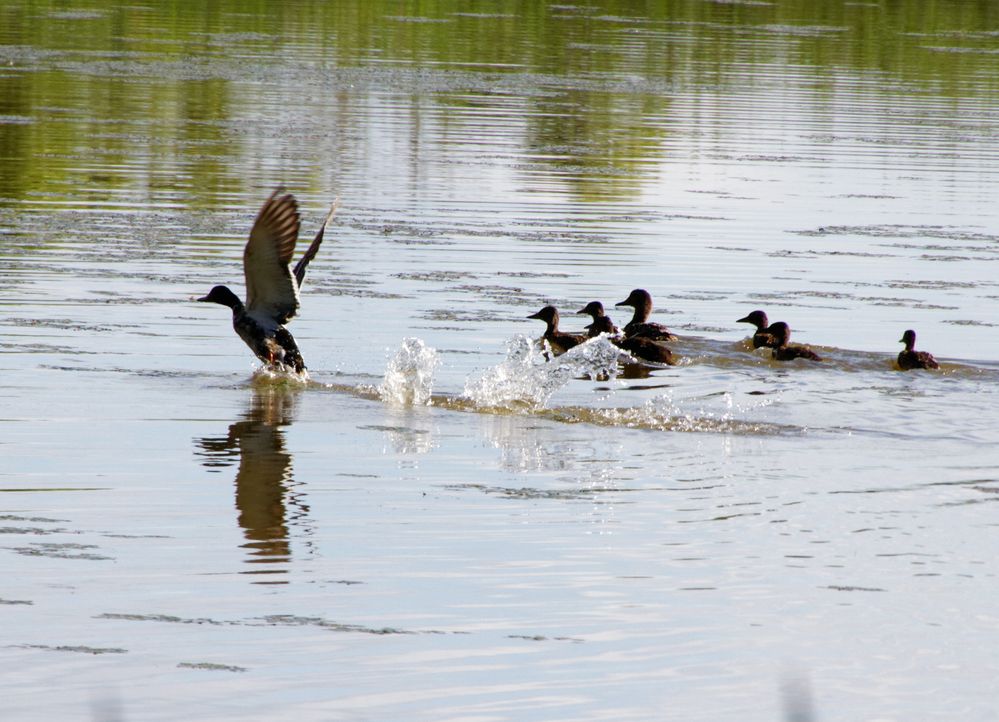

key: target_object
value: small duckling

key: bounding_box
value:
[767,322,822,362]
[737,309,777,348]
[527,305,587,356]
[614,288,678,342]
[897,329,939,370]
[576,301,620,338]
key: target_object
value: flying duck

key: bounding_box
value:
[527,305,587,356]
[198,187,337,374]
[737,309,777,348]
[897,329,939,370]
[766,322,822,362]
[614,289,677,342]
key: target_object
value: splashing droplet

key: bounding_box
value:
[462,335,622,410]
[379,337,438,406]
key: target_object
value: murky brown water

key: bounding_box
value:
[3,2,999,720]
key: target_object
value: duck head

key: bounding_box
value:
[737,309,769,329]
[899,329,917,349]
[527,305,559,324]
[198,285,242,309]
[615,288,653,311]
[577,301,606,319]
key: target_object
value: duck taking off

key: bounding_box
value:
[897,329,939,370]
[198,187,337,374]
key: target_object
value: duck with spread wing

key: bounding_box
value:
[198,187,337,374]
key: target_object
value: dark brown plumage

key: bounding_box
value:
[897,329,939,370]
[614,289,677,342]
[737,309,777,349]
[615,336,675,365]
[527,306,587,356]
[198,187,336,373]
[577,300,675,364]
[576,301,620,338]
[767,322,822,362]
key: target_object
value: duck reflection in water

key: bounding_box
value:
[195,385,309,581]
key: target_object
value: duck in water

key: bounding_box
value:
[577,300,674,365]
[198,187,337,374]
[576,301,620,337]
[614,288,678,342]
[766,322,822,362]
[527,305,587,357]
[737,309,777,349]
[897,329,939,370]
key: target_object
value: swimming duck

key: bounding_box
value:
[577,300,675,365]
[527,305,587,356]
[576,301,620,337]
[766,322,822,362]
[897,329,939,370]
[198,187,337,373]
[737,309,777,348]
[614,288,678,341]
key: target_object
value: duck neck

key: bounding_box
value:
[630,300,650,325]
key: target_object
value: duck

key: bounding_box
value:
[577,300,675,365]
[614,288,678,342]
[737,309,777,348]
[897,329,939,370]
[527,305,588,356]
[766,322,822,362]
[198,187,337,374]
[576,301,620,337]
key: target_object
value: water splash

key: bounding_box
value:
[379,337,439,406]
[462,335,622,410]
[250,365,309,386]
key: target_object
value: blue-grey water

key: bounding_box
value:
[2,2,999,720]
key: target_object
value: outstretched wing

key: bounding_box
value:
[244,187,301,325]
[293,196,339,288]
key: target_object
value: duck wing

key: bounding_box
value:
[244,188,301,325]
[293,197,338,288]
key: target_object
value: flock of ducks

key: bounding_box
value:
[198,188,941,375]
[528,296,938,370]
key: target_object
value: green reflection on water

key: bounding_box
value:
[0,0,996,204]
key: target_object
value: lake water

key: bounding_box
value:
[3,1,999,720]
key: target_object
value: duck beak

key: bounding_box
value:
[576,307,588,315]
[614,299,628,307]
[527,311,542,320]
[196,295,211,302]
[736,314,752,323]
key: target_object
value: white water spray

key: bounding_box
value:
[462,334,622,409]
[379,337,439,406]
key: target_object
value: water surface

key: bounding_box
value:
[3,2,999,720]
